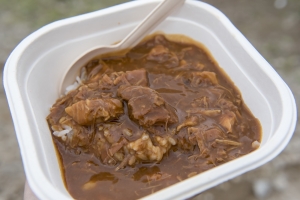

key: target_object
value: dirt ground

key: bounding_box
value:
[0,0,299,200]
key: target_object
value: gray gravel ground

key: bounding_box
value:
[1,0,299,200]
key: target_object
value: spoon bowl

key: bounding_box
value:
[60,0,185,94]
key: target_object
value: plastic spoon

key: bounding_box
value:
[60,0,186,94]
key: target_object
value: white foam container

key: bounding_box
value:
[3,0,297,199]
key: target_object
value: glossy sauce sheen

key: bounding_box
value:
[48,35,261,200]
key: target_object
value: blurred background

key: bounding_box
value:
[0,0,299,199]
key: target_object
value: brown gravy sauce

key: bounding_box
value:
[47,34,261,200]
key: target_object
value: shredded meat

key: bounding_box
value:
[217,98,237,111]
[184,71,218,87]
[177,115,201,131]
[187,108,222,117]
[147,45,179,68]
[219,110,236,133]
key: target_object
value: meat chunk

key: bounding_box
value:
[188,127,240,162]
[119,85,163,103]
[188,127,232,162]
[113,69,148,87]
[118,86,178,126]
[217,98,237,111]
[219,110,236,133]
[108,137,128,156]
[173,60,204,71]
[176,115,201,131]
[153,34,168,45]
[69,127,93,147]
[125,69,148,86]
[102,125,122,144]
[98,74,114,89]
[188,127,209,157]
[91,131,111,164]
[85,60,112,83]
[147,45,179,68]
[185,71,218,87]
[203,128,224,143]
[191,96,209,108]
[65,98,123,125]
[74,85,95,100]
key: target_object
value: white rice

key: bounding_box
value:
[80,67,87,81]
[53,129,70,137]
[62,125,72,131]
[64,76,82,95]
[53,125,73,141]
[76,76,83,85]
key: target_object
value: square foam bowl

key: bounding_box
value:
[3,0,297,199]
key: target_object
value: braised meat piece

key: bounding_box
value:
[85,60,112,83]
[118,86,178,126]
[147,45,179,68]
[98,74,114,90]
[113,69,149,87]
[176,115,202,131]
[186,127,242,163]
[191,96,209,108]
[124,69,148,86]
[219,110,236,133]
[91,131,111,164]
[65,98,123,125]
[217,98,237,111]
[184,71,218,87]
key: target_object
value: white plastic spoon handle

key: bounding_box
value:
[118,0,186,48]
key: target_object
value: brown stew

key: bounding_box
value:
[47,34,261,200]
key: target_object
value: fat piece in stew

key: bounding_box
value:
[47,34,261,200]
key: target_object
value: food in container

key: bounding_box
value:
[47,34,261,199]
